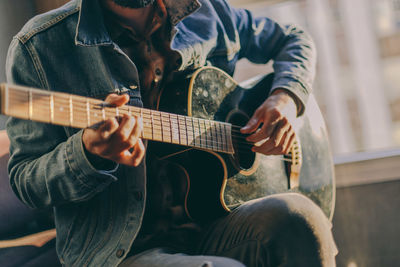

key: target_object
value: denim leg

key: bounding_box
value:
[118,248,245,267]
[0,239,60,267]
[196,193,338,267]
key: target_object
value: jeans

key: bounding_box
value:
[0,239,60,267]
[119,193,337,267]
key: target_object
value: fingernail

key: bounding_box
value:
[102,132,110,139]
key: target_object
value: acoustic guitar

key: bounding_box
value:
[0,66,335,221]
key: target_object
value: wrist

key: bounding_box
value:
[81,132,117,171]
[272,88,301,116]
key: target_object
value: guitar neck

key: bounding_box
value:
[0,83,234,154]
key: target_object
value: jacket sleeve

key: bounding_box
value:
[5,37,118,209]
[229,3,317,114]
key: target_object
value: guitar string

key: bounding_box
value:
[14,108,269,147]
[8,91,265,135]
[8,91,295,159]
[11,91,262,132]
[9,92,254,139]
[7,90,295,160]
[13,94,268,152]
[8,91,294,156]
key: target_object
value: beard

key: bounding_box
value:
[111,0,155,8]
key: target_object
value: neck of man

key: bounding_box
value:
[101,0,154,35]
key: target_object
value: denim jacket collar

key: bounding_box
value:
[75,0,201,47]
[75,0,113,46]
[164,0,201,25]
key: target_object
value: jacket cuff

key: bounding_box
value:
[66,130,118,189]
[270,76,310,116]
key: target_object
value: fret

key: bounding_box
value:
[104,106,116,120]
[53,93,70,126]
[201,119,209,148]
[151,110,162,127]
[157,111,164,142]
[224,123,234,153]
[210,121,217,151]
[210,121,218,151]
[206,120,213,149]
[214,122,221,152]
[69,95,73,127]
[142,114,154,139]
[193,118,201,148]
[31,91,50,123]
[151,110,163,142]
[219,122,227,152]
[198,119,207,149]
[140,109,146,139]
[3,84,9,115]
[170,114,180,144]
[71,96,85,127]
[150,111,154,140]
[28,89,33,120]
[72,96,88,128]
[88,99,103,126]
[50,93,54,123]
[186,117,194,146]
[6,88,29,118]
[204,120,214,150]
[176,115,181,145]
[211,121,218,150]
[148,110,154,140]
[161,113,171,143]
[178,115,187,146]
[86,99,90,127]
[218,124,225,152]
[211,122,218,150]
[141,109,152,140]
[7,87,29,119]
[132,106,142,116]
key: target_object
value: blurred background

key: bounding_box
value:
[0,0,399,266]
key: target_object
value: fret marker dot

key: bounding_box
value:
[60,107,64,111]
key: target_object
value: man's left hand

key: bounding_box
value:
[240,89,298,155]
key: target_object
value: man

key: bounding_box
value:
[6,0,337,266]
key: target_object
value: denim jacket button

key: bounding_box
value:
[116,249,125,258]
[134,191,143,201]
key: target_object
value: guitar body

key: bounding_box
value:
[153,67,335,221]
[0,67,334,222]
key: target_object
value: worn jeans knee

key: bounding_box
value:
[198,193,337,267]
[119,248,245,267]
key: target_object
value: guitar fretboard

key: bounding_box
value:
[0,83,234,154]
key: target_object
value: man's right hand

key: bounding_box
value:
[82,94,145,167]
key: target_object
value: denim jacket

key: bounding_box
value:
[5,0,316,266]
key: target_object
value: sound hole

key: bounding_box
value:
[227,110,256,170]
